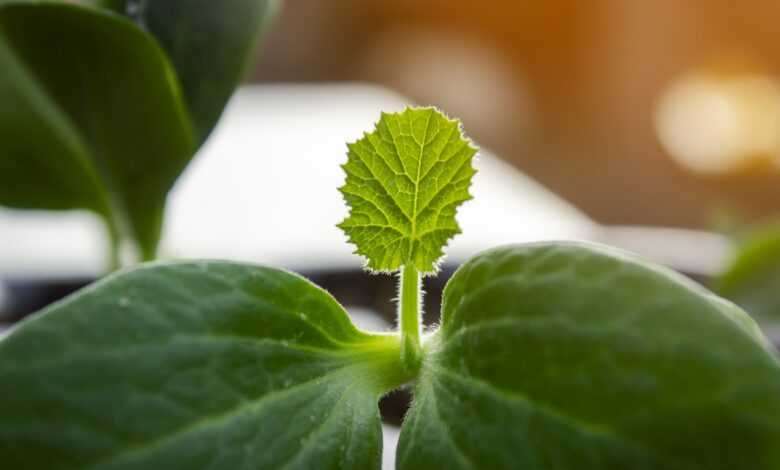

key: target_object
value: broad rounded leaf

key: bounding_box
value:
[0,3,195,260]
[398,242,780,469]
[95,0,277,144]
[718,223,780,328]
[339,107,477,274]
[0,261,407,469]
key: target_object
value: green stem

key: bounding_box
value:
[399,265,422,372]
[102,214,122,272]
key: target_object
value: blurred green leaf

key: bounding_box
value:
[717,222,780,327]
[0,2,195,261]
[0,261,408,469]
[0,38,110,214]
[399,242,780,469]
[0,0,275,263]
[96,0,277,143]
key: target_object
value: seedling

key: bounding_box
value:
[2,108,780,469]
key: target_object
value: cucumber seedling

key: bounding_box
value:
[2,108,780,469]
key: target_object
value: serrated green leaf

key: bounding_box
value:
[94,0,276,144]
[0,2,195,260]
[398,242,780,470]
[0,261,409,469]
[338,107,477,274]
[717,222,780,328]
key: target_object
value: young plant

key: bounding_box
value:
[2,108,780,469]
[0,0,275,266]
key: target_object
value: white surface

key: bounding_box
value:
[0,84,594,277]
[597,225,732,277]
[347,306,393,333]
[0,211,110,277]
[382,425,401,470]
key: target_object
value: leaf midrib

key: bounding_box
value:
[275,382,359,470]
[86,363,362,469]
[418,378,475,469]
[408,110,432,261]
[0,334,365,373]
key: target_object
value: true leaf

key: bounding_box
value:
[717,222,780,328]
[398,242,780,469]
[0,2,195,260]
[94,0,277,144]
[338,107,477,274]
[0,261,409,469]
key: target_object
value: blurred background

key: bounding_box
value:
[252,0,780,228]
[6,0,780,324]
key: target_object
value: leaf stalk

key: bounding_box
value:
[399,265,423,373]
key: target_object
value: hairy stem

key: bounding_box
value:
[399,265,422,372]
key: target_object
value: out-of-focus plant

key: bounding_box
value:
[0,0,276,267]
[717,221,780,328]
[2,108,780,469]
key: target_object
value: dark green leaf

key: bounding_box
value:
[96,0,277,143]
[0,37,110,214]
[0,261,408,469]
[398,242,780,469]
[0,3,195,260]
[717,223,780,328]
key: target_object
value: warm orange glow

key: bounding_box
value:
[656,69,780,175]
